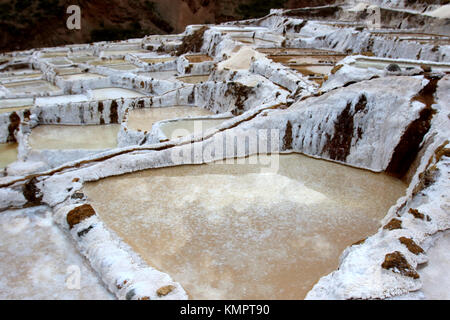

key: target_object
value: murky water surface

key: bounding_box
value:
[0,143,18,168]
[84,153,406,299]
[29,125,120,150]
[127,106,214,132]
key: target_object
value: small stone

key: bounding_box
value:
[383,218,402,230]
[399,237,424,255]
[386,63,401,72]
[408,208,424,220]
[157,285,176,297]
[66,204,96,229]
[420,64,431,72]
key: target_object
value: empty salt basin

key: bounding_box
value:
[177,75,210,84]
[83,154,407,299]
[160,118,230,140]
[29,125,120,150]
[127,106,214,132]
[0,143,18,168]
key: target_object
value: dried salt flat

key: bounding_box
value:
[0,206,113,299]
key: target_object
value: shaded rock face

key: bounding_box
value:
[383,218,403,230]
[177,26,209,56]
[322,94,367,162]
[386,76,439,178]
[22,178,43,206]
[7,112,20,143]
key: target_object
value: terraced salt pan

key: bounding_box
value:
[55,67,83,75]
[257,48,340,55]
[291,64,334,76]
[3,80,61,95]
[0,143,18,168]
[0,98,33,109]
[89,88,145,100]
[142,57,176,64]
[185,55,213,63]
[60,73,106,81]
[351,57,450,72]
[138,71,178,80]
[0,206,113,299]
[83,154,406,299]
[29,124,120,150]
[101,50,149,56]
[89,59,128,66]
[127,106,214,132]
[68,56,96,64]
[0,72,42,83]
[160,118,230,140]
[177,75,210,84]
[268,54,346,65]
[35,94,89,106]
[0,106,31,114]
[105,63,140,71]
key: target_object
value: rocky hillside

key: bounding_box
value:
[0,0,336,52]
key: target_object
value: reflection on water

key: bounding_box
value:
[84,153,406,299]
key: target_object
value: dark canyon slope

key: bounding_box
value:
[0,0,336,52]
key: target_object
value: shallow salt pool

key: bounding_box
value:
[160,118,229,140]
[29,125,120,150]
[83,153,406,299]
[3,80,61,95]
[89,88,145,100]
[177,75,210,84]
[0,143,18,168]
[127,106,214,132]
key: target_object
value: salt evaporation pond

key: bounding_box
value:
[160,118,229,140]
[127,106,214,132]
[89,88,145,100]
[0,98,33,113]
[0,143,18,168]
[83,153,406,299]
[29,125,120,150]
[177,75,210,84]
[3,80,60,95]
